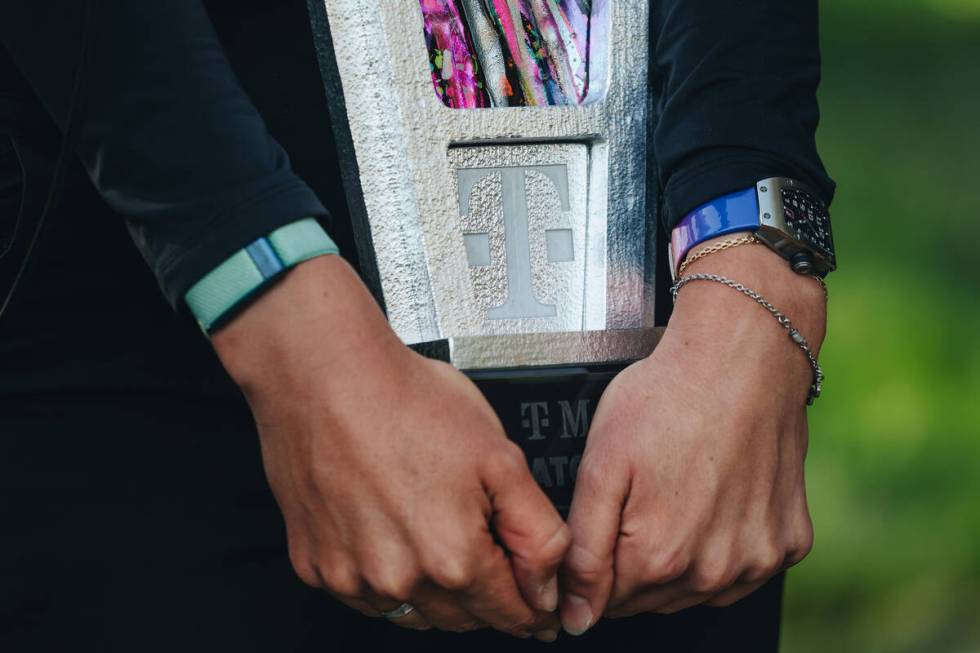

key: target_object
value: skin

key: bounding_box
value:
[212,234,826,640]
[558,235,826,634]
[212,255,569,642]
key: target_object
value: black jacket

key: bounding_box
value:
[1,0,835,314]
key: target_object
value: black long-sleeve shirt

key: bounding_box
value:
[1,0,328,310]
[651,0,834,227]
[1,0,835,313]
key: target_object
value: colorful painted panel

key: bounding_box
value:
[419,0,609,108]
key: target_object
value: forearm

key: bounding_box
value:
[1,0,328,309]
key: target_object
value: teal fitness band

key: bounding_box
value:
[185,218,339,334]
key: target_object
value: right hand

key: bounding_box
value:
[212,255,569,640]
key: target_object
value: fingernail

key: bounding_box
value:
[538,575,559,612]
[534,629,559,643]
[560,593,593,636]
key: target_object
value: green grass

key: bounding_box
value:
[781,2,980,651]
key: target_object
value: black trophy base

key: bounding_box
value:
[467,364,626,517]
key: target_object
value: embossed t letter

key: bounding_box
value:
[457,165,572,319]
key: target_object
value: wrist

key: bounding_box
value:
[185,218,340,334]
[669,233,827,353]
[211,254,407,395]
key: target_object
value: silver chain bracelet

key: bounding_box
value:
[670,272,824,405]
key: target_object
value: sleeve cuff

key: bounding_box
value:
[661,148,836,231]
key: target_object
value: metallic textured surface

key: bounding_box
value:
[451,143,603,332]
[448,327,664,369]
[316,0,651,366]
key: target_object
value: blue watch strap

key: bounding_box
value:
[669,187,761,277]
[185,218,339,333]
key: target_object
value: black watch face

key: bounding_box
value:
[780,187,835,258]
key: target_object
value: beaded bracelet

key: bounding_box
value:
[670,272,824,405]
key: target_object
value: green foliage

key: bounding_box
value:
[781,2,980,651]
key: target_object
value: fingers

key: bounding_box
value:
[367,598,433,630]
[702,581,767,608]
[336,560,479,633]
[604,581,691,618]
[482,443,571,613]
[399,583,484,632]
[602,540,693,617]
[615,578,766,615]
[315,558,433,630]
[301,511,554,637]
[558,454,630,635]
[457,535,560,637]
[703,547,805,608]
[605,542,793,617]
[296,560,435,629]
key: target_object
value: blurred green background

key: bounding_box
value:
[782,1,980,651]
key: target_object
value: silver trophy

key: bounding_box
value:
[308,0,660,512]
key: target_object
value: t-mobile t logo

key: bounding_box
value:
[457,165,574,320]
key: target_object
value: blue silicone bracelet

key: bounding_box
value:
[669,187,760,277]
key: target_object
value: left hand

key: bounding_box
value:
[558,237,827,634]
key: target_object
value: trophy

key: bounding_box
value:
[308,0,660,515]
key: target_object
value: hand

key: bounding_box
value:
[212,255,569,640]
[559,237,826,634]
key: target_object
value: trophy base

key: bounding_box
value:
[467,364,627,517]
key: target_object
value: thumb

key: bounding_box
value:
[483,444,571,613]
[559,453,629,636]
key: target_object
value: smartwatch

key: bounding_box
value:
[185,217,339,334]
[668,177,836,280]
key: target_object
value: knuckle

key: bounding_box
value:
[319,562,362,598]
[689,561,734,594]
[742,545,784,583]
[291,560,321,589]
[575,456,606,488]
[499,442,531,475]
[523,523,572,573]
[363,564,420,602]
[287,542,322,589]
[564,542,608,585]
[538,522,573,564]
[482,442,528,481]
[425,555,476,592]
[641,548,690,586]
[785,528,815,567]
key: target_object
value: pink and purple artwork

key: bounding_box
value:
[419,0,609,109]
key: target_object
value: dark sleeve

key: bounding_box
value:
[0,0,328,309]
[651,0,836,230]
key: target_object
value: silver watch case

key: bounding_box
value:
[755,177,836,276]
